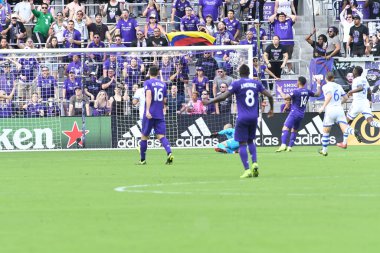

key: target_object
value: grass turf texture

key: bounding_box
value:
[1,146,380,253]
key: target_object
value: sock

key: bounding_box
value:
[289,132,297,147]
[247,141,257,163]
[239,144,249,170]
[343,133,349,145]
[370,120,380,128]
[281,130,289,145]
[160,137,172,155]
[225,148,234,154]
[344,126,354,135]
[140,140,147,161]
[321,133,330,153]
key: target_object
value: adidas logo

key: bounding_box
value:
[298,116,323,135]
[256,117,272,135]
[180,117,211,137]
[122,120,142,138]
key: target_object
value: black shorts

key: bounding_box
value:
[283,45,294,59]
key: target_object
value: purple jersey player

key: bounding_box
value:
[204,64,274,178]
[138,66,174,165]
[276,76,321,152]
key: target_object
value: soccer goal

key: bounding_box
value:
[0,45,253,151]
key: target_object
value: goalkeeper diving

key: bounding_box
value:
[210,123,239,154]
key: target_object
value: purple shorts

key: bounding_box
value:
[141,118,166,136]
[234,119,258,142]
[284,113,303,130]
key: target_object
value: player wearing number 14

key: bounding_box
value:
[138,66,174,165]
[204,64,274,178]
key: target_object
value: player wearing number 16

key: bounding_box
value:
[276,76,321,152]
[138,66,174,165]
[203,64,274,179]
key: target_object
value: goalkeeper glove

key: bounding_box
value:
[210,132,219,138]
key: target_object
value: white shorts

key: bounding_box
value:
[323,106,347,127]
[347,100,372,120]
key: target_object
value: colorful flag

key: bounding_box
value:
[309,57,334,100]
[166,32,216,46]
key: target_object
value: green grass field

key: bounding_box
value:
[1,146,380,253]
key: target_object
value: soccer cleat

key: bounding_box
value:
[252,163,259,178]
[286,147,292,152]
[275,144,287,152]
[240,169,253,178]
[354,129,363,143]
[215,147,227,153]
[318,149,328,157]
[137,160,147,165]
[166,153,174,165]
[336,142,347,149]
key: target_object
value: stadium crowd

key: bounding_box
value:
[0,0,379,118]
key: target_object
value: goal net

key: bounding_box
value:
[0,45,253,150]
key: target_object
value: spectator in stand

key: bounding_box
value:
[30,1,54,46]
[326,26,341,59]
[205,14,217,36]
[159,54,174,83]
[68,86,90,116]
[22,93,45,117]
[13,0,34,38]
[63,0,85,21]
[225,0,244,21]
[341,0,358,16]
[371,34,380,56]
[171,0,192,31]
[37,66,57,101]
[143,0,161,22]
[144,14,165,39]
[365,0,380,19]
[45,97,60,117]
[167,84,185,114]
[73,10,92,44]
[180,91,206,114]
[84,72,101,100]
[223,10,242,41]
[66,54,89,76]
[63,70,82,115]
[215,83,232,114]
[201,91,216,114]
[196,51,219,86]
[263,35,288,87]
[252,57,280,90]
[0,1,11,32]
[280,97,291,113]
[102,68,121,98]
[199,0,224,22]
[214,21,237,67]
[88,13,111,43]
[147,27,168,47]
[17,37,36,49]
[123,57,143,94]
[37,0,55,17]
[170,60,189,97]
[213,67,233,97]
[115,9,140,47]
[246,0,266,21]
[239,30,258,58]
[1,14,27,47]
[0,85,16,118]
[131,30,148,47]
[88,33,106,74]
[93,90,111,116]
[111,34,126,48]
[274,0,297,16]
[0,62,17,96]
[340,6,363,56]
[192,66,209,95]
[347,15,370,57]
[269,11,296,74]
[44,36,60,78]
[180,7,200,32]
[305,28,328,58]
[17,50,39,100]
[100,0,123,38]
[109,84,129,116]
[249,19,267,50]
[63,20,82,48]
[48,12,67,46]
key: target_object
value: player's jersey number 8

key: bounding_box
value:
[245,90,255,107]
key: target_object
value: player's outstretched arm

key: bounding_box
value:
[203,91,231,105]
[276,86,290,100]
[314,79,322,97]
[262,89,274,117]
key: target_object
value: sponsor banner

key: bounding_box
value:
[61,117,112,149]
[263,2,276,21]
[275,80,298,98]
[348,112,380,145]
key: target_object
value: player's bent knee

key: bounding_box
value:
[141,135,149,140]
[156,134,165,140]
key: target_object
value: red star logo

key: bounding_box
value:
[62,121,90,148]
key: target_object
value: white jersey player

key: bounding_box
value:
[318,72,362,156]
[346,66,380,131]
[132,87,145,120]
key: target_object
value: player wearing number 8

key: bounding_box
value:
[204,64,274,178]
[276,76,322,152]
[138,66,174,165]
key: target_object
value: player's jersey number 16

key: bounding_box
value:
[154,87,164,101]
